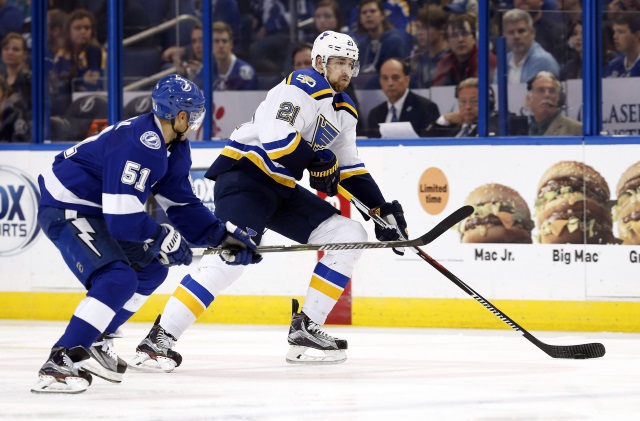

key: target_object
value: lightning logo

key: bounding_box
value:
[71,218,102,257]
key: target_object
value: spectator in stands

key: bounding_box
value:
[47,9,67,61]
[607,0,640,19]
[1,33,31,107]
[347,0,412,75]
[433,13,497,86]
[0,0,24,42]
[305,0,343,42]
[501,9,560,84]
[211,21,258,90]
[249,0,314,73]
[562,20,582,79]
[442,0,478,16]
[513,0,565,63]
[424,77,529,136]
[367,57,440,137]
[604,13,640,77]
[410,5,449,89]
[292,42,314,70]
[50,9,106,115]
[557,0,582,25]
[0,74,29,142]
[425,77,481,137]
[526,71,581,136]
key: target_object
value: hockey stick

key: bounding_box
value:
[337,185,606,360]
[192,204,473,257]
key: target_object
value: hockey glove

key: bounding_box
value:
[308,149,339,197]
[218,221,263,266]
[151,223,193,267]
[372,201,408,256]
[118,240,156,270]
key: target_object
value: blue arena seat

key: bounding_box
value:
[123,47,163,78]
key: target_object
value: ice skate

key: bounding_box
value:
[85,331,127,383]
[128,315,182,373]
[31,346,93,394]
[286,299,347,365]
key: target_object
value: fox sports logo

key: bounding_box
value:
[0,165,41,256]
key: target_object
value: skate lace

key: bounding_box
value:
[94,338,118,361]
[307,320,332,340]
[62,353,88,371]
[156,328,176,350]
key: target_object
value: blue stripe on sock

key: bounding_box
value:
[313,262,350,289]
[180,275,215,307]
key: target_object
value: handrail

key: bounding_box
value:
[123,14,200,47]
[124,67,177,91]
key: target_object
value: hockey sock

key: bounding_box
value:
[161,256,243,339]
[302,261,350,325]
[56,261,137,349]
[104,261,168,334]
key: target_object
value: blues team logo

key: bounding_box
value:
[0,165,41,256]
[311,114,340,150]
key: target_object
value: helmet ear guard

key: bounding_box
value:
[311,31,360,77]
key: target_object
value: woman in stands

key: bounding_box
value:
[50,8,105,115]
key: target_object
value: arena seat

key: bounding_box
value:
[50,94,108,141]
[123,47,163,78]
[124,95,153,119]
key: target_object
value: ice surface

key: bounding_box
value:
[1,321,639,420]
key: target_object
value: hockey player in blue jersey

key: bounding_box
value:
[130,31,408,369]
[31,75,261,394]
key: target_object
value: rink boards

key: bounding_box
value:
[1,143,639,332]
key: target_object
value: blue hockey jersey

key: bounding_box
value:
[39,113,224,245]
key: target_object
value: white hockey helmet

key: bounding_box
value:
[311,31,360,77]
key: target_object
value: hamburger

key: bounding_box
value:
[535,161,615,244]
[459,183,534,243]
[614,161,640,244]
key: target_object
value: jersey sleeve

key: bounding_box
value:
[152,143,227,246]
[330,93,386,208]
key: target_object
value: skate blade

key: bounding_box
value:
[30,374,90,394]
[128,351,177,373]
[83,362,123,383]
[285,346,347,365]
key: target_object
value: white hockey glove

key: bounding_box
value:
[218,221,263,266]
[150,223,193,267]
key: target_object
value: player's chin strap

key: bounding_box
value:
[170,118,188,143]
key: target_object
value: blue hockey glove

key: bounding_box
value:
[150,223,193,267]
[118,240,157,270]
[308,149,339,196]
[372,201,408,256]
[218,221,263,266]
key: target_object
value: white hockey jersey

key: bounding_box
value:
[206,68,386,208]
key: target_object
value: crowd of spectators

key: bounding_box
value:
[2,0,640,142]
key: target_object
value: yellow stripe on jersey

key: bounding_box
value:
[221,147,297,188]
[334,101,358,118]
[340,168,369,181]
[265,132,302,160]
[311,88,333,99]
[173,285,206,318]
[286,73,293,84]
[309,274,344,301]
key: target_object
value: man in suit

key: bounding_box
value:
[366,57,440,138]
[526,71,581,136]
[424,77,529,137]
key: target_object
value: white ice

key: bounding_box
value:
[1,320,639,420]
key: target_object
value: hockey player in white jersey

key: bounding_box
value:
[31,75,261,394]
[131,31,408,368]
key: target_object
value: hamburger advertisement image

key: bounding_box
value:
[535,161,616,245]
[459,183,534,243]
[614,160,640,245]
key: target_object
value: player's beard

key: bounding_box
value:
[329,76,350,93]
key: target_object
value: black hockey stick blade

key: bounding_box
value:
[538,341,606,359]
[193,205,473,256]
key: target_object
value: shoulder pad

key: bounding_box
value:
[333,92,358,120]
[286,69,333,101]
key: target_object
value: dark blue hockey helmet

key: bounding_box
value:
[152,74,206,131]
